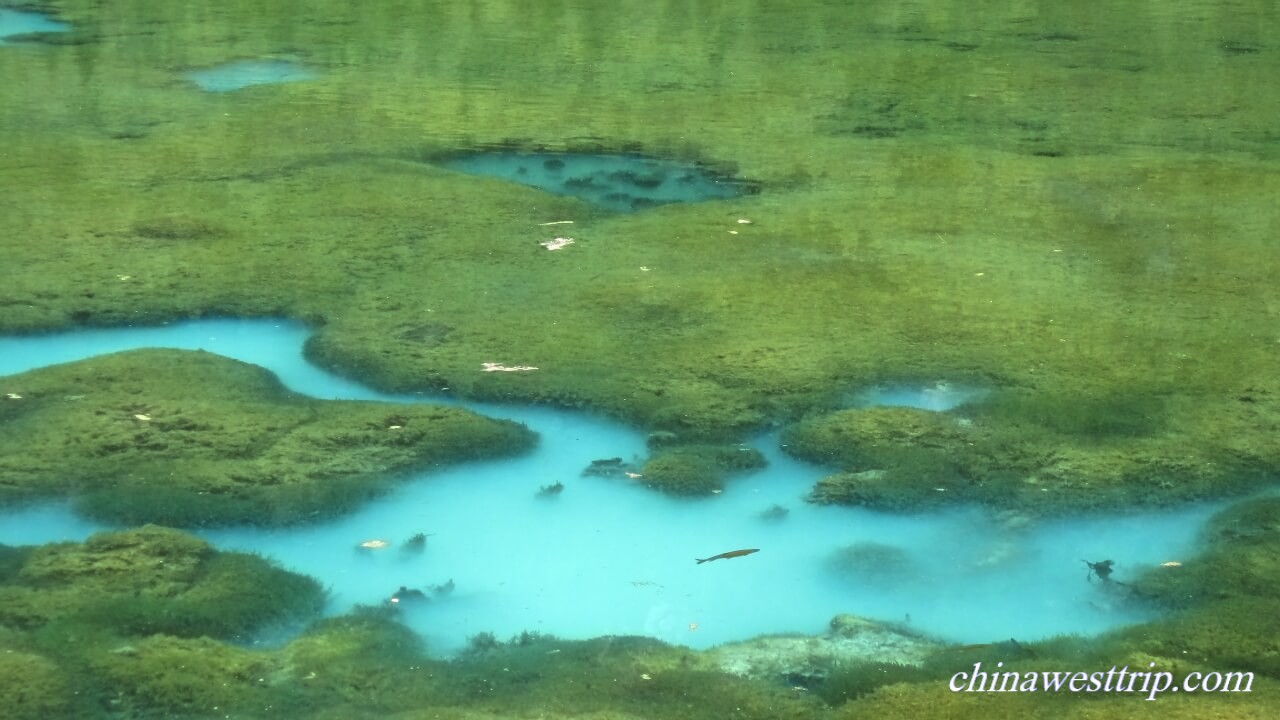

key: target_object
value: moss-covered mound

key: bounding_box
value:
[0,637,79,720]
[0,525,323,639]
[0,348,536,525]
[782,396,1273,513]
[637,444,767,496]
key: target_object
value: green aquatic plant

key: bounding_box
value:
[0,543,28,583]
[286,606,425,669]
[536,480,564,497]
[783,401,1258,515]
[88,634,293,717]
[0,525,323,640]
[638,444,767,496]
[0,349,537,526]
[402,532,430,552]
[1,0,1280,715]
[85,550,326,639]
[824,542,917,584]
[758,503,790,521]
[462,631,500,655]
[0,640,78,720]
[969,389,1170,440]
[436,631,823,720]
[814,661,938,705]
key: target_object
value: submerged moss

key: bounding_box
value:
[0,644,76,720]
[0,0,1279,715]
[784,403,1264,514]
[0,349,536,525]
[0,525,323,639]
[0,0,1275,514]
[89,634,286,717]
[638,444,767,496]
[1,504,1276,720]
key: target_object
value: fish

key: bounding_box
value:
[696,548,759,564]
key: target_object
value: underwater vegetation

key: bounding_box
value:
[758,503,790,522]
[1,0,1276,514]
[4,500,1280,719]
[781,393,1273,514]
[824,542,917,585]
[0,348,537,526]
[636,444,768,496]
[0,525,323,639]
[1,0,1279,716]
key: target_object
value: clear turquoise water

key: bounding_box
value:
[184,60,319,92]
[2,1,1277,715]
[0,320,1225,655]
[0,9,69,43]
[444,152,753,212]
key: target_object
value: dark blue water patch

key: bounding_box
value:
[442,151,758,212]
[0,8,71,44]
[185,60,318,92]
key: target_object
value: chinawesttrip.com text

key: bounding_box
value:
[950,662,1253,701]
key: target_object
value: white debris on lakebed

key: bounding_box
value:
[481,362,539,372]
[539,236,575,251]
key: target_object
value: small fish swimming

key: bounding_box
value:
[696,548,759,564]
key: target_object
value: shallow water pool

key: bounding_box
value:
[444,151,756,212]
[0,320,1224,655]
[184,59,318,92]
[0,8,70,43]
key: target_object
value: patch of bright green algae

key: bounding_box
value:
[0,348,535,525]
[638,443,767,496]
[3,0,1277,512]
[0,525,323,719]
[782,389,1279,513]
[0,525,323,638]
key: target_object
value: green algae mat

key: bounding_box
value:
[4,0,1278,515]
[0,348,535,525]
[3,0,1280,718]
